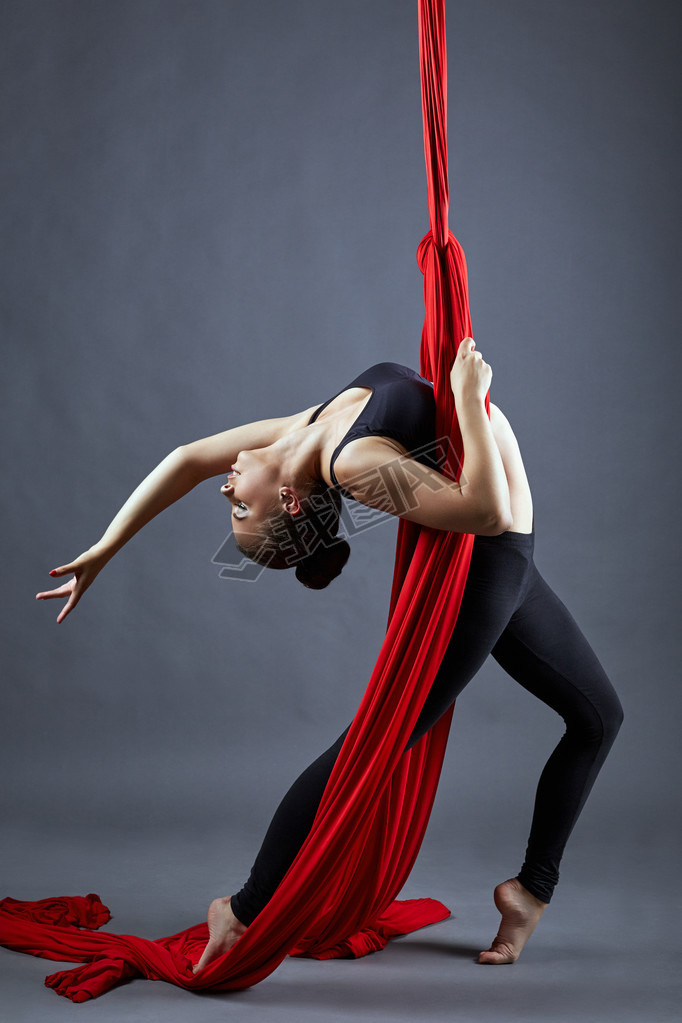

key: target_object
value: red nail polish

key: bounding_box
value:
[49,570,57,576]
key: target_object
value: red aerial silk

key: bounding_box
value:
[1,0,489,1000]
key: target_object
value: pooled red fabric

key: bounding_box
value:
[0,894,110,930]
[2,0,489,999]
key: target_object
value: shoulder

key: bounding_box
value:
[488,403,531,498]
[180,411,301,482]
[296,403,323,426]
[489,401,508,427]
[489,402,520,452]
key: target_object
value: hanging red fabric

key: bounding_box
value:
[1,0,489,1000]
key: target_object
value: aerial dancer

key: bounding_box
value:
[6,0,623,1000]
[35,340,623,968]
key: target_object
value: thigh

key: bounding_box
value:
[491,563,622,734]
[407,538,533,748]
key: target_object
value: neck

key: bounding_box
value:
[269,420,324,487]
[271,402,359,488]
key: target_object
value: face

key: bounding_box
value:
[220,447,293,542]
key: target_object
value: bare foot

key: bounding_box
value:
[193,896,248,974]
[478,877,547,965]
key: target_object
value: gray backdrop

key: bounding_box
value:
[2,2,680,1020]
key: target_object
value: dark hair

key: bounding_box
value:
[234,478,351,589]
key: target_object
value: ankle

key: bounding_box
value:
[225,896,248,932]
[513,878,549,910]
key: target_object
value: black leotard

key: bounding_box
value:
[307,362,442,500]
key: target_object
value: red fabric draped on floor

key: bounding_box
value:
[1,0,490,1000]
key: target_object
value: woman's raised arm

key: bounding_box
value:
[35,412,298,623]
[35,446,200,623]
[333,339,513,536]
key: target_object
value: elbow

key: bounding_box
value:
[170,444,190,470]
[493,510,514,535]
[169,444,201,481]
[475,505,514,536]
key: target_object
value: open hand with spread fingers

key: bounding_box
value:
[35,545,112,624]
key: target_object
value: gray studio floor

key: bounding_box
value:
[2,821,679,1023]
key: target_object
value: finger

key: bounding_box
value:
[36,583,73,600]
[50,565,75,577]
[56,596,78,624]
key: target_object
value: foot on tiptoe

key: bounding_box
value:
[193,896,248,974]
[477,877,547,965]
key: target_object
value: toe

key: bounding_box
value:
[194,941,217,974]
[478,942,516,965]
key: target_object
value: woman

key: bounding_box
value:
[36,338,623,969]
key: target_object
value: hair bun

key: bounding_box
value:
[295,538,351,590]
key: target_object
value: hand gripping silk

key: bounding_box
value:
[1,0,490,999]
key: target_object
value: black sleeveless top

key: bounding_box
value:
[307,361,443,501]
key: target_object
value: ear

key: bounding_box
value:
[280,488,302,516]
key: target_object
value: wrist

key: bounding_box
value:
[89,539,117,562]
[455,393,487,421]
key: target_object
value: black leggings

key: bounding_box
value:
[230,526,623,926]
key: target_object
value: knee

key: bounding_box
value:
[588,688,623,750]
[602,691,624,747]
[567,682,623,750]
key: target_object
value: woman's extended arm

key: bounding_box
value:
[35,447,201,623]
[36,413,296,623]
